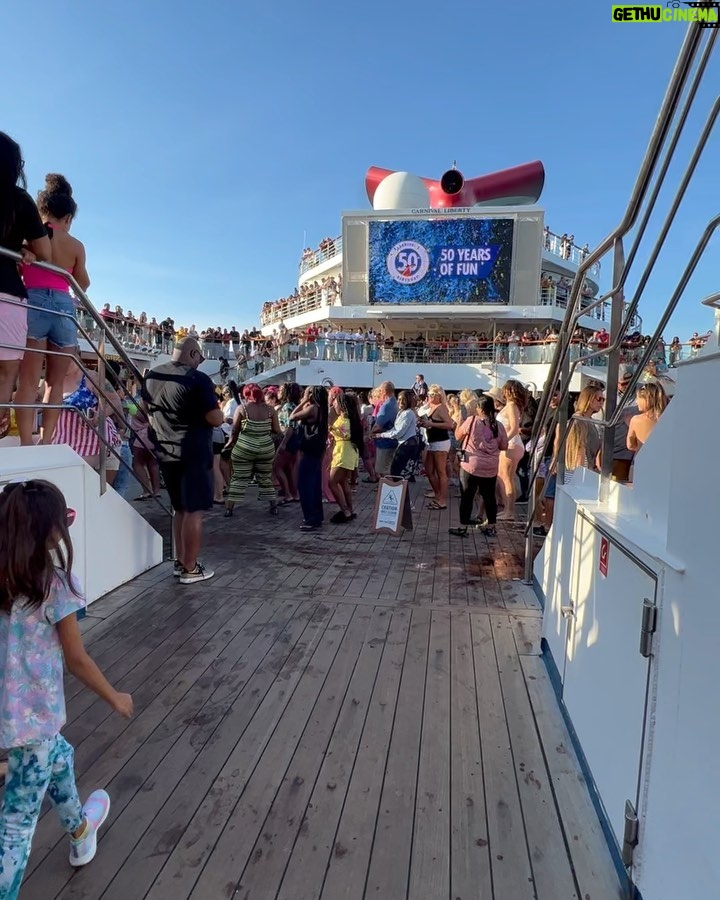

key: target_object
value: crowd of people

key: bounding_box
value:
[260,275,342,327]
[0,129,692,899]
[135,350,675,573]
[299,237,340,273]
[543,226,591,262]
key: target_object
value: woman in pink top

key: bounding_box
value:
[16,174,90,445]
[449,395,508,538]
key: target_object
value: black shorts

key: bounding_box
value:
[159,460,213,513]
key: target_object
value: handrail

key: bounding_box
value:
[543,231,601,276]
[529,28,718,453]
[0,339,170,508]
[0,402,173,516]
[0,246,145,385]
[299,236,343,274]
[540,33,719,413]
[524,22,715,582]
[0,261,171,516]
[533,23,704,443]
[525,226,720,548]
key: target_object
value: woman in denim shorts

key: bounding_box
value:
[16,174,90,445]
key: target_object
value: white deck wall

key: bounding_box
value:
[252,357,591,393]
[535,347,720,899]
[0,445,163,605]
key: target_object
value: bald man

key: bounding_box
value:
[142,337,223,583]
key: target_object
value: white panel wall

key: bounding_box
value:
[0,445,163,605]
[535,350,720,899]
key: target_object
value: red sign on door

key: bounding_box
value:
[599,536,609,578]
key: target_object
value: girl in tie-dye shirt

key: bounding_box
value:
[0,480,134,898]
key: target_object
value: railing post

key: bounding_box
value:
[599,238,626,499]
[96,334,108,495]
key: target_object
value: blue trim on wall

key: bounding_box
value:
[540,640,640,898]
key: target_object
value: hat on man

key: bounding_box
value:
[618,364,633,384]
[485,386,505,403]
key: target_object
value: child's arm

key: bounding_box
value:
[57,616,133,718]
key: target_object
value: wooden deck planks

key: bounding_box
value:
[363,607,431,899]
[230,605,377,900]
[196,606,387,899]
[450,610,493,900]
[278,614,414,900]
[492,616,580,899]
[96,602,340,900]
[26,597,310,895]
[143,604,355,898]
[471,614,536,899]
[406,609,452,899]
[16,477,623,900]
[318,608,411,900]
[521,654,626,900]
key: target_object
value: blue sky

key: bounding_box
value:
[4,1,719,340]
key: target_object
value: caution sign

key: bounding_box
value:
[599,536,609,578]
[372,477,413,536]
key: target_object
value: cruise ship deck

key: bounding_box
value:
[23,483,623,900]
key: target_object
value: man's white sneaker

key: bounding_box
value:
[69,789,110,867]
[172,560,185,578]
[179,563,215,584]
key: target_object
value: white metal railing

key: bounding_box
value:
[526,22,716,585]
[299,235,343,274]
[262,284,609,327]
[544,229,601,276]
[76,311,174,356]
[236,334,700,379]
[261,288,341,326]
[0,249,172,512]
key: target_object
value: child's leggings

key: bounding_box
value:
[0,734,83,899]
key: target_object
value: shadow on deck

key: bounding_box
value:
[23,480,624,899]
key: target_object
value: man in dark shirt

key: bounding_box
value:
[142,336,222,584]
[609,365,637,482]
[412,374,428,402]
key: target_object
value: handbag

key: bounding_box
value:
[457,416,475,462]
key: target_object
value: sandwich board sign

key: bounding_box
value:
[372,476,413,535]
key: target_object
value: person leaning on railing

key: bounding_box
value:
[0,132,52,427]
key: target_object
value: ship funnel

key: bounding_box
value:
[440,168,464,195]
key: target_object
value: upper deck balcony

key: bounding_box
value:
[299,236,343,282]
[260,282,612,330]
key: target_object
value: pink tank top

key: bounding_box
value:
[22,225,74,293]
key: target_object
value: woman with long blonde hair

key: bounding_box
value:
[459,388,479,417]
[627,382,667,451]
[417,384,455,509]
[560,385,605,482]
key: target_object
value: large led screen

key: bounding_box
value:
[368,217,514,304]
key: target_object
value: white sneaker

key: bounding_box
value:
[69,789,110,867]
[179,563,215,584]
[172,560,185,578]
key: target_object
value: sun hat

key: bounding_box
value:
[485,386,505,403]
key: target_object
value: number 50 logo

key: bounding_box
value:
[386,241,430,285]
